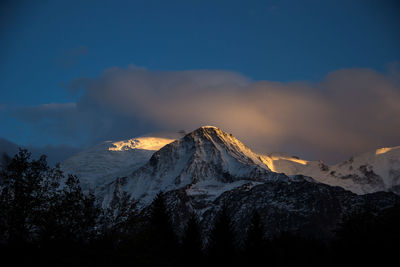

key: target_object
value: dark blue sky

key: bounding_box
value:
[1,0,399,161]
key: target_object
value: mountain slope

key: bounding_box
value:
[102,126,273,204]
[162,176,400,240]
[260,146,400,194]
[61,136,174,190]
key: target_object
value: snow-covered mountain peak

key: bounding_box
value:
[184,126,268,169]
[190,125,227,137]
[103,127,272,205]
[199,125,219,129]
[108,137,175,151]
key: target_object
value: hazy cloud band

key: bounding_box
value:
[9,65,400,163]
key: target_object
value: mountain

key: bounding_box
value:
[61,136,175,190]
[101,126,272,205]
[64,126,400,197]
[95,126,399,239]
[260,146,400,194]
[163,175,399,240]
[60,126,400,239]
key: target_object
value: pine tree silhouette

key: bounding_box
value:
[332,206,400,266]
[145,191,178,266]
[52,174,100,243]
[109,178,138,227]
[181,212,203,266]
[0,152,11,172]
[0,149,104,265]
[207,205,236,265]
[243,211,266,264]
[100,178,139,248]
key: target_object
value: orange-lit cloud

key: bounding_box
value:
[11,65,400,163]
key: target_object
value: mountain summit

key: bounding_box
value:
[102,126,272,204]
[180,126,269,175]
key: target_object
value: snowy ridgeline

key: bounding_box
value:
[60,126,400,210]
[260,146,400,194]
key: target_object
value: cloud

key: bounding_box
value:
[10,65,400,163]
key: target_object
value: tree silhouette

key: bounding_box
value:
[181,212,203,266]
[0,149,102,265]
[243,211,267,264]
[0,152,11,172]
[101,177,139,247]
[333,205,400,266]
[57,174,99,242]
[207,205,236,265]
[0,149,62,244]
[143,191,178,266]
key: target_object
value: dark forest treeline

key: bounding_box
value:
[0,149,399,266]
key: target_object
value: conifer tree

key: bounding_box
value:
[243,211,267,265]
[181,212,203,264]
[0,152,11,171]
[149,192,175,238]
[207,205,236,264]
[101,178,138,246]
[145,191,178,266]
[244,211,265,253]
[54,174,100,243]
